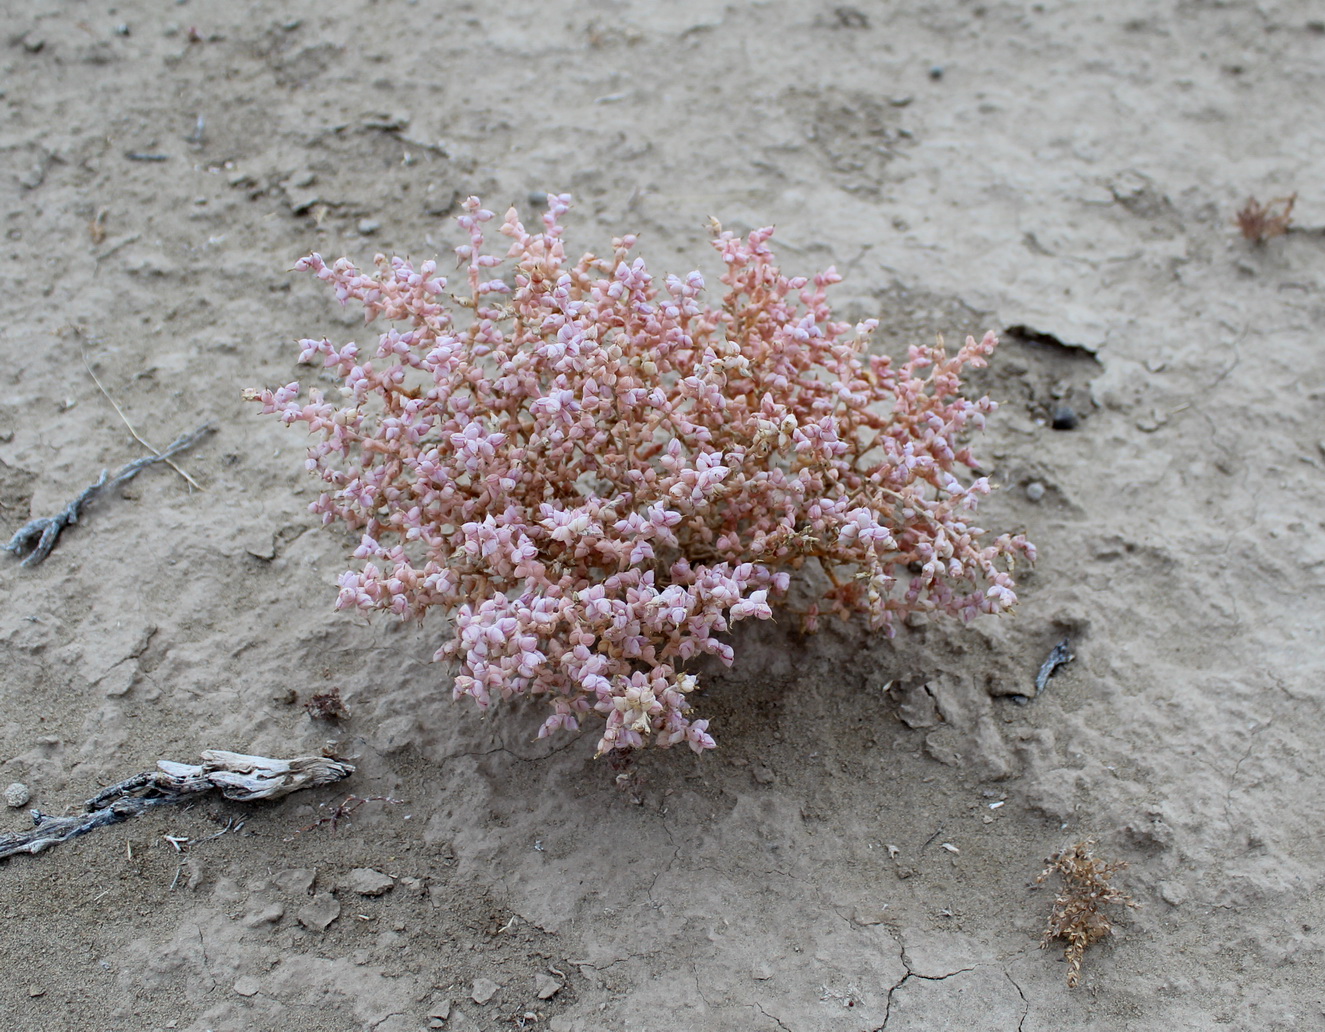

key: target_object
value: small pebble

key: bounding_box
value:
[345,867,395,896]
[357,219,381,235]
[535,973,563,999]
[243,903,284,927]
[1135,409,1166,433]
[929,64,944,79]
[5,783,30,808]
[1158,881,1187,907]
[471,977,500,1005]
[428,999,451,1021]
[1024,481,1046,502]
[295,894,341,932]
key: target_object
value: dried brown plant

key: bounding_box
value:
[1235,193,1296,242]
[287,793,401,838]
[304,686,350,723]
[1037,839,1140,987]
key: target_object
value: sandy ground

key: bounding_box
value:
[2,2,1323,1030]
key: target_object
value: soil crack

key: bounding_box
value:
[876,935,977,1030]
[754,1000,793,1032]
[1222,720,1270,832]
[1006,969,1029,1032]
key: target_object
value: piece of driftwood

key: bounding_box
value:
[0,750,354,860]
[3,422,213,567]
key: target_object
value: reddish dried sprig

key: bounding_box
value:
[1235,193,1296,242]
[287,793,401,838]
[305,686,350,723]
[248,194,1034,755]
[1037,839,1140,987]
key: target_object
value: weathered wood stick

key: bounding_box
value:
[3,422,214,567]
[0,750,354,860]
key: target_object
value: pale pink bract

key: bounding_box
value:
[249,194,1034,756]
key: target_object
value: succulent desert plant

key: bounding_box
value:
[249,194,1034,755]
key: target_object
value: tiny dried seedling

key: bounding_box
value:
[88,207,108,245]
[288,793,402,838]
[1235,193,1295,243]
[304,686,350,722]
[1037,839,1139,987]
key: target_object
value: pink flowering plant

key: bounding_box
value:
[248,195,1034,756]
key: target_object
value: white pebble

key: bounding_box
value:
[5,782,31,808]
[1025,481,1046,502]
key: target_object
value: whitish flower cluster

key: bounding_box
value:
[249,195,1034,755]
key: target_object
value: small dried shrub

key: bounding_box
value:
[1037,839,1140,987]
[304,686,350,723]
[248,195,1033,755]
[1235,193,1295,242]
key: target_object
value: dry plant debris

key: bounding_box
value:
[1235,193,1295,242]
[287,793,401,838]
[305,686,351,722]
[1037,839,1140,987]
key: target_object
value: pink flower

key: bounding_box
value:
[252,194,1033,756]
[685,720,715,754]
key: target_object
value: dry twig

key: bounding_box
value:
[83,352,205,490]
[3,423,213,566]
[287,793,401,838]
[1037,839,1140,986]
[0,750,354,860]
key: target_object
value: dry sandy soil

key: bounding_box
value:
[2,2,1323,1030]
